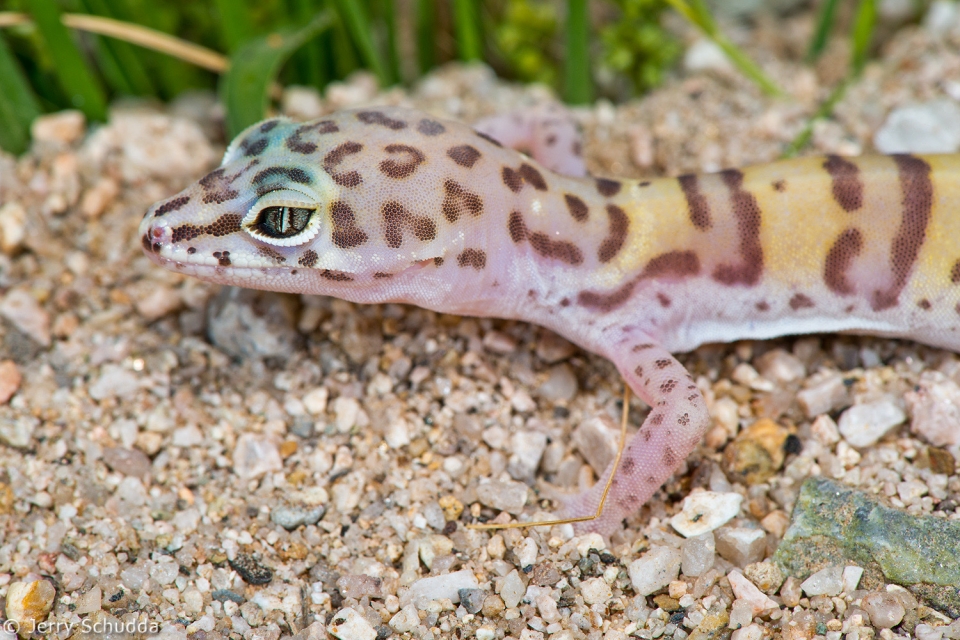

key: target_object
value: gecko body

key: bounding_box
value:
[141,106,960,533]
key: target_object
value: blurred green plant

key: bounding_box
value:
[601,0,680,95]
[494,0,559,85]
[0,0,891,155]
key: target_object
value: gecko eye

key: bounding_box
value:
[253,206,314,238]
[242,189,322,246]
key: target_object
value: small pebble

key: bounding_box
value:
[337,575,382,599]
[507,431,547,481]
[31,110,86,144]
[905,371,960,446]
[475,479,528,513]
[681,532,716,577]
[482,330,516,354]
[670,491,743,537]
[573,415,620,475]
[538,364,578,402]
[135,285,181,321]
[580,577,612,605]
[731,623,764,640]
[743,562,784,595]
[329,607,377,640]
[797,372,849,417]
[270,505,325,530]
[5,579,56,634]
[458,588,486,614]
[715,528,766,567]
[799,565,843,597]
[101,447,152,478]
[405,569,479,605]
[861,591,906,629]
[229,553,273,585]
[874,99,960,153]
[536,330,576,363]
[0,416,38,448]
[842,565,863,592]
[302,387,328,414]
[232,433,283,479]
[628,546,681,596]
[838,397,906,447]
[727,571,778,615]
[499,570,525,609]
[0,360,21,404]
[779,576,802,607]
[389,604,421,633]
[0,202,26,255]
[0,289,51,347]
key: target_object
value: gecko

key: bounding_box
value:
[139,105,960,534]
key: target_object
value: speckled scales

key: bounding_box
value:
[141,106,960,533]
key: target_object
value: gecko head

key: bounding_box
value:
[139,110,448,297]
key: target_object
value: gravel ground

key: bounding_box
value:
[3,5,960,640]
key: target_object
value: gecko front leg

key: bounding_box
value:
[562,337,710,534]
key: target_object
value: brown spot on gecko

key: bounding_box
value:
[356,110,406,130]
[373,272,393,279]
[379,144,425,179]
[418,119,446,136]
[323,142,364,188]
[260,120,280,132]
[635,366,643,377]
[457,249,486,270]
[918,298,932,310]
[578,279,636,312]
[528,232,584,265]
[187,247,196,254]
[212,251,231,266]
[253,166,311,186]
[256,246,286,263]
[598,204,629,263]
[298,250,318,267]
[153,195,190,217]
[560,298,570,307]
[824,227,863,295]
[660,380,678,394]
[382,201,437,248]
[642,250,701,279]
[789,293,815,310]
[632,343,654,351]
[655,359,671,369]
[662,447,678,468]
[433,257,444,267]
[171,213,241,242]
[952,259,960,284]
[140,233,153,253]
[648,414,664,426]
[199,168,241,204]
[572,141,582,156]
[285,121,338,154]
[442,180,483,222]
[871,155,933,311]
[639,181,651,187]
[329,201,368,248]
[475,130,502,147]
[712,169,764,287]
[564,194,588,222]
[320,270,353,281]
[241,137,268,156]
[447,145,481,168]
[657,293,671,307]
[772,179,786,192]
[755,300,769,311]
[823,155,863,212]
[519,164,547,190]
[678,173,711,230]
[508,211,527,243]
[621,458,635,473]
[502,166,523,192]
[596,178,621,197]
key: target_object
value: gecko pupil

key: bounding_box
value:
[256,206,314,238]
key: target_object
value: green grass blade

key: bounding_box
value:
[807,0,840,62]
[781,80,848,157]
[379,0,402,84]
[415,0,436,74]
[215,0,255,53]
[220,11,334,137]
[25,0,108,120]
[665,0,785,97]
[850,0,876,75]
[452,0,482,61]
[564,0,592,104]
[80,0,156,95]
[290,0,330,88]
[331,0,391,85]
[0,34,41,154]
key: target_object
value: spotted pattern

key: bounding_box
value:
[447,145,482,168]
[823,155,863,212]
[442,180,483,222]
[213,250,231,266]
[871,155,933,310]
[286,121,338,154]
[502,163,548,193]
[323,142,364,188]
[564,194,588,222]
[457,248,486,270]
[379,144,425,179]
[199,168,243,204]
[382,201,437,248]
[824,228,863,295]
[598,204,629,263]
[172,214,241,243]
[418,119,446,136]
[507,212,583,265]
[320,270,353,281]
[241,137,268,157]
[356,111,406,130]
[153,196,190,217]
[298,249,319,267]
[951,259,960,284]
[789,293,815,310]
[329,201,368,249]
[678,173,711,230]
[596,178,621,197]
[712,169,763,286]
